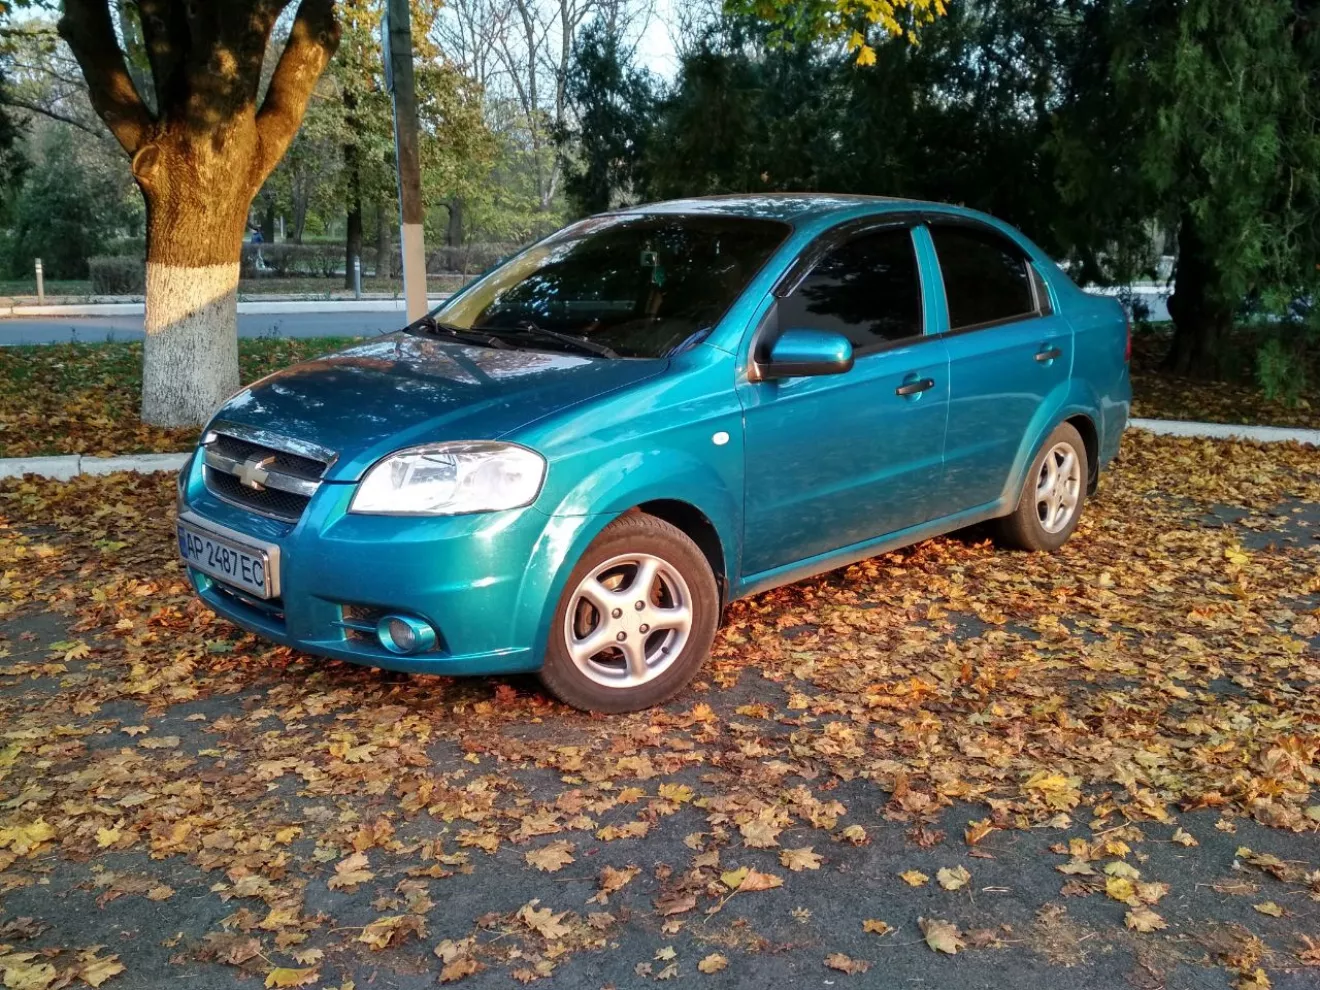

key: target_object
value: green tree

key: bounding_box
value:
[8,126,133,278]
[1056,0,1320,376]
[557,16,657,216]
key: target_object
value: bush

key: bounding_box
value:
[425,242,520,275]
[88,256,145,295]
[1256,336,1309,406]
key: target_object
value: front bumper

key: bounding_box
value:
[178,455,592,676]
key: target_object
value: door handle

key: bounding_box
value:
[1035,346,1063,363]
[895,377,935,396]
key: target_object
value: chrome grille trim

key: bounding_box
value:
[200,423,337,523]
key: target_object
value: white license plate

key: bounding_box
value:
[177,522,274,599]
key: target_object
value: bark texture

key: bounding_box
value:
[58,0,340,426]
[142,263,242,427]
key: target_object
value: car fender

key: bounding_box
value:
[999,378,1102,510]
[512,449,742,666]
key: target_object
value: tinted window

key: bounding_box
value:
[931,225,1036,330]
[434,214,790,358]
[778,227,923,350]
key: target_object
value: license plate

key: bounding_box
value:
[177,522,274,599]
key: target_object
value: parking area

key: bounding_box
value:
[1,430,1318,989]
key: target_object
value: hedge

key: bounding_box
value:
[88,256,145,295]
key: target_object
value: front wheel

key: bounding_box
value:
[993,422,1088,552]
[539,513,720,713]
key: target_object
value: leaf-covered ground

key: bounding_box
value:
[0,340,354,459]
[1129,331,1320,431]
[3,330,1319,459]
[1,430,1319,989]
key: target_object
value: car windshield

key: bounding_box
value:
[429,213,791,358]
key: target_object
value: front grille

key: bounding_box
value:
[207,432,326,481]
[205,468,311,521]
[201,425,335,524]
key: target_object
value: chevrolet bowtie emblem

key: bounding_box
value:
[235,454,276,490]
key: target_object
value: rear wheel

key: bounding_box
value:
[993,422,1088,552]
[539,513,719,712]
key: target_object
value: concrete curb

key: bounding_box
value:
[0,452,190,481]
[1,296,451,319]
[1129,418,1320,446]
[1,419,1315,482]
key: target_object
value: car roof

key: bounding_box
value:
[612,193,931,225]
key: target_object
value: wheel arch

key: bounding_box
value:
[631,499,729,607]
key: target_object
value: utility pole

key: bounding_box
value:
[383,0,427,322]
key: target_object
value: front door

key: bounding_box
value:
[739,224,951,577]
[927,222,1073,512]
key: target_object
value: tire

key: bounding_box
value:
[539,513,720,713]
[993,422,1089,552]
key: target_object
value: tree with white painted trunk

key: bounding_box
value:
[57,0,341,427]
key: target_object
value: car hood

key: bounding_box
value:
[210,333,667,481]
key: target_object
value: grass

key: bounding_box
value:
[0,337,353,458]
[2,327,1317,460]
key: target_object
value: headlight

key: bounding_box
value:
[350,441,545,516]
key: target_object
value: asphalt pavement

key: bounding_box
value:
[0,311,405,345]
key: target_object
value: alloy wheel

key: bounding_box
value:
[563,552,693,688]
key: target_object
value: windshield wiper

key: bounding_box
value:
[476,320,619,359]
[402,314,511,349]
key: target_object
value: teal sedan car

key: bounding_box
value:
[177,195,1130,711]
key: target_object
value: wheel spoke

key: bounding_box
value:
[620,637,649,681]
[568,625,614,664]
[1059,449,1077,481]
[631,557,660,601]
[577,577,616,614]
[650,602,692,637]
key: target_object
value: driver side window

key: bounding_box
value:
[779,227,924,353]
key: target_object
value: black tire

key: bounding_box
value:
[993,422,1089,552]
[539,513,720,713]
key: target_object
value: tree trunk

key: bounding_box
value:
[375,199,392,277]
[261,200,276,243]
[139,171,249,427]
[446,198,463,247]
[1164,213,1234,378]
[343,91,362,290]
[344,196,362,290]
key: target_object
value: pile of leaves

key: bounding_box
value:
[0,430,1319,988]
[0,339,353,458]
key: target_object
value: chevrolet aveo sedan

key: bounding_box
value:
[176,195,1130,712]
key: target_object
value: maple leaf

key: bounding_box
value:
[327,852,374,891]
[439,956,483,983]
[824,953,869,974]
[594,865,640,898]
[597,821,649,842]
[862,919,893,935]
[1171,828,1198,847]
[919,917,965,955]
[0,956,57,990]
[655,892,697,916]
[77,951,126,988]
[525,841,575,873]
[697,952,728,974]
[657,783,694,804]
[1124,906,1167,933]
[739,819,782,849]
[838,824,869,846]
[899,870,930,887]
[358,915,424,950]
[936,866,971,891]
[1253,902,1285,918]
[265,968,318,988]
[518,901,573,940]
[964,819,995,846]
[1105,876,1138,905]
[780,847,823,872]
[1104,861,1141,880]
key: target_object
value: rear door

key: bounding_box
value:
[738,222,950,576]
[926,221,1072,513]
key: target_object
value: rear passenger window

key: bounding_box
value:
[779,227,923,351]
[931,225,1037,330]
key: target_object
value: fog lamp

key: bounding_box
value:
[376,614,437,655]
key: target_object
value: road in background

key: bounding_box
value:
[0,311,406,345]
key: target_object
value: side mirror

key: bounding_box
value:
[759,328,854,379]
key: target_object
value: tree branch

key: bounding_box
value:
[135,0,192,117]
[56,0,153,154]
[254,0,340,178]
[0,93,112,142]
